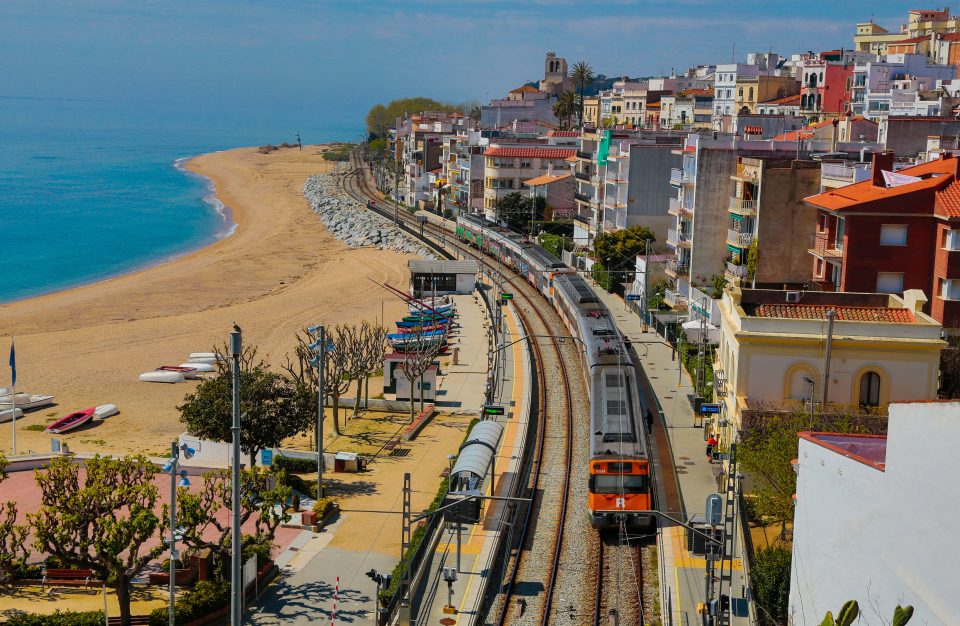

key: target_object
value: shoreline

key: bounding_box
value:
[0,145,412,457]
[0,155,238,307]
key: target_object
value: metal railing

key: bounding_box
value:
[670,168,694,185]
[574,171,591,181]
[667,228,690,248]
[726,261,749,279]
[664,288,688,307]
[576,149,593,160]
[809,231,843,256]
[726,228,753,248]
[728,197,755,212]
[574,192,592,203]
[666,259,690,276]
[668,197,692,215]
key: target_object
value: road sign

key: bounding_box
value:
[482,404,505,416]
[500,293,513,300]
[626,294,642,301]
[699,402,722,415]
[260,449,274,466]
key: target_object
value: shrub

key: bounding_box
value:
[149,580,230,626]
[7,612,105,626]
[752,545,792,626]
[275,456,316,474]
[313,497,338,519]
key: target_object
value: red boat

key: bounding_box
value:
[157,365,199,379]
[45,407,96,434]
[395,322,449,333]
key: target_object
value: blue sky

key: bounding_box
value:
[0,1,911,125]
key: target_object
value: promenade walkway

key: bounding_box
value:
[589,287,749,626]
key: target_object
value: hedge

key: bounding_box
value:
[7,611,105,626]
[274,455,317,474]
[149,580,230,626]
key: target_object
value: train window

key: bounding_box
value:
[607,462,633,473]
[605,374,622,387]
[593,474,648,494]
[606,399,627,415]
[602,432,637,443]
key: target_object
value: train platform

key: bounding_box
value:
[587,286,750,626]
[413,290,533,626]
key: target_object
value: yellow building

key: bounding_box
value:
[734,75,800,114]
[583,97,599,126]
[712,287,944,443]
[854,9,960,55]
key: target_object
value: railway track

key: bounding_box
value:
[340,154,647,625]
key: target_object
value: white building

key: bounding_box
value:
[482,144,576,220]
[714,54,781,132]
[851,53,957,119]
[788,400,960,625]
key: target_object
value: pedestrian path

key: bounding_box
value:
[589,286,749,626]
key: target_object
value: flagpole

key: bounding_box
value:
[9,338,15,456]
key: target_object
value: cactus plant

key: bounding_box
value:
[821,600,859,626]
[892,604,914,626]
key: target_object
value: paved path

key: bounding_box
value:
[589,287,749,626]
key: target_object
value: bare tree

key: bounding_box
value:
[397,324,442,421]
[285,326,350,437]
[364,322,388,408]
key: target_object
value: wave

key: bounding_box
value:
[173,156,237,240]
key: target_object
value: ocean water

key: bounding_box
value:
[0,96,362,303]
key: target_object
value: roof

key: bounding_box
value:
[646,102,661,109]
[891,34,932,44]
[509,85,540,94]
[760,94,802,106]
[408,259,479,274]
[547,130,581,137]
[798,432,887,471]
[484,146,577,159]
[523,172,573,186]
[772,129,815,141]
[749,304,915,323]
[806,154,960,216]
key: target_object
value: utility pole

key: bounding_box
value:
[229,325,242,626]
[642,239,651,325]
[822,309,836,407]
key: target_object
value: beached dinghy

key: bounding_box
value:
[188,352,224,362]
[180,362,215,373]
[0,407,24,424]
[158,365,199,379]
[93,404,119,420]
[46,407,96,434]
[0,392,55,411]
[408,302,455,315]
[139,370,185,383]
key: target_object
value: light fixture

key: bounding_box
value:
[178,471,190,488]
[163,460,175,473]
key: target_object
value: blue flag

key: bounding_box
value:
[8,338,14,387]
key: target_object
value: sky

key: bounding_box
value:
[0,1,914,128]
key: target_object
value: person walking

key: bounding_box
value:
[645,407,655,436]
[706,435,718,461]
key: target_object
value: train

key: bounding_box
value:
[455,213,654,529]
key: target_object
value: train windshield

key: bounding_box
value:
[593,474,648,494]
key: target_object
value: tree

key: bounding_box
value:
[554,90,578,129]
[363,322,388,408]
[365,97,461,139]
[0,454,27,583]
[178,348,314,466]
[173,466,291,578]
[30,455,165,626]
[752,545,792,626]
[593,225,656,287]
[496,192,545,233]
[397,324,442,421]
[571,61,595,127]
[710,273,729,299]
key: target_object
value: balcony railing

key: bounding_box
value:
[664,288,688,308]
[821,162,870,184]
[726,228,754,248]
[575,192,593,203]
[575,171,591,182]
[665,260,690,277]
[666,228,691,248]
[728,197,756,214]
[576,150,593,160]
[725,261,749,279]
[668,198,693,216]
[808,232,843,257]
[670,168,694,185]
[806,279,837,292]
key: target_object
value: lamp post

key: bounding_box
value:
[229,325,242,626]
[308,325,331,498]
[163,442,194,626]
[366,569,392,625]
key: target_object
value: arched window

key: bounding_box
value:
[786,364,818,401]
[748,87,754,101]
[801,94,808,109]
[816,93,822,110]
[859,371,881,406]
[738,87,744,98]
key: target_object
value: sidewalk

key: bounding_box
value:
[589,287,748,626]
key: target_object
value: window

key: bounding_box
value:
[859,371,881,406]
[834,217,845,250]
[945,229,960,250]
[748,87,754,101]
[738,87,744,98]
[876,272,904,293]
[787,366,817,401]
[880,224,908,246]
[941,278,960,300]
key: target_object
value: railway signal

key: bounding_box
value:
[482,404,505,416]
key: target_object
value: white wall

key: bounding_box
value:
[788,401,960,625]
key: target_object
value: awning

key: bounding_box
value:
[743,125,763,135]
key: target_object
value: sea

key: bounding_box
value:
[0,96,362,304]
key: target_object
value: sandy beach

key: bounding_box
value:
[0,145,410,456]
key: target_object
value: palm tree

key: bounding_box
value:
[559,91,578,129]
[571,61,595,127]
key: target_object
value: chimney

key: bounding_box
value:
[871,150,895,186]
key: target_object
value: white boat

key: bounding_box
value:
[0,393,55,411]
[187,357,217,365]
[180,362,215,373]
[0,407,23,424]
[139,370,185,384]
[189,352,223,361]
[94,404,119,420]
[158,365,199,379]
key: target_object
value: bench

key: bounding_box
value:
[107,617,151,625]
[42,568,95,588]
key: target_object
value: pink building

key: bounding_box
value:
[799,53,855,116]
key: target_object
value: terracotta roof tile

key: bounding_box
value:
[484,146,577,159]
[760,94,802,106]
[509,85,541,94]
[753,304,915,323]
[935,179,960,217]
[547,130,581,137]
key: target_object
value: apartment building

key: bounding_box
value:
[854,9,960,55]
[723,156,821,288]
[734,74,800,114]
[850,53,956,119]
[713,53,782,132]
[714,287,943,439]
[806,150,960,331]
[482,144,576,221]
[480,85,558,128]
[798,56,855,117]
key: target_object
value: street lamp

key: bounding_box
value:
[366,569,392,625]
[307,325,333,498]
[163,441,194,626]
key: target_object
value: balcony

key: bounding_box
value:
[733,164,759,182]
[821,162,871,185]
[725,261,749,280]
[575,192,593,203]
[668,198,693,217]
[807,279,837,292]
[664,288,688,309]
[726,228,753,249]
[573,212,591,226]
[666,228,692,249]
[575,171,591,182]
[670,168,695,186]
[807,232,843,258]
[665,259,690,278]
[728,197,756,216]
[576,150,593,160]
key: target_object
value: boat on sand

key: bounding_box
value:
[158,365,199,379]
[0,408,23,424]
[0,392,55,412]
[180,362,215,373]
[139,370,185,383]
[46,407,96,434]
[94,404,119,420]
